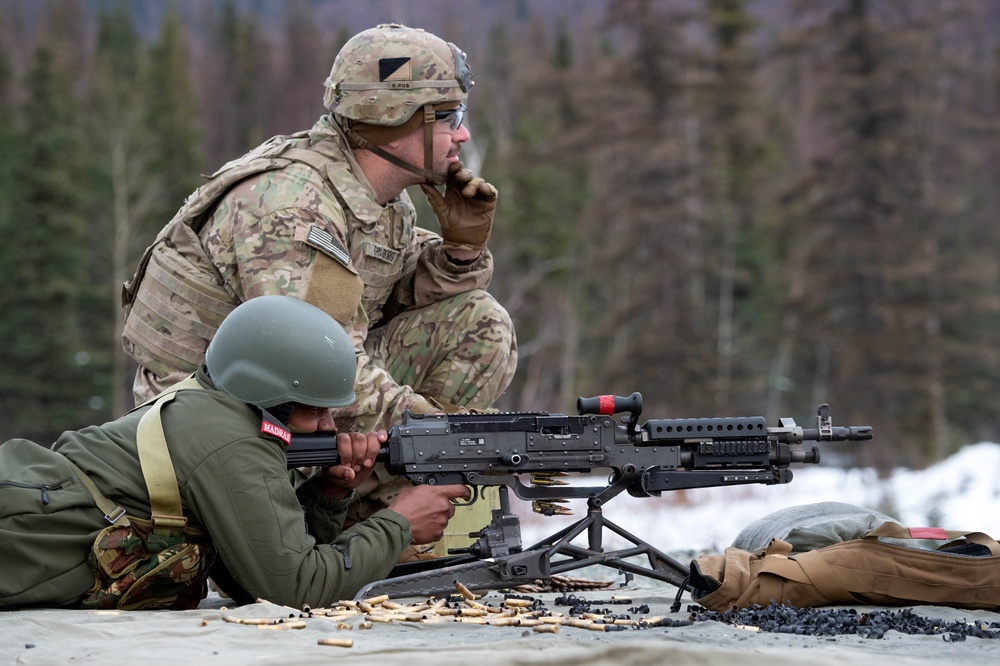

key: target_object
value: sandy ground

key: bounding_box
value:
[4,574,1000,666]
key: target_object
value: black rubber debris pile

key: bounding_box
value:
[686,603,1000,641]
[553,593,694,629]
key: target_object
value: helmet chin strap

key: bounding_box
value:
[266,401,296,426]
[342,107,446,186]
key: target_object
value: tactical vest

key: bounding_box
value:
[121,129,415,379]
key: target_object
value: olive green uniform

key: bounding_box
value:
[0,369,408,610]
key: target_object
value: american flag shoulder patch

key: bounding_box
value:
[305,225,351,267]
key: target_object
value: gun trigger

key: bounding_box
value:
[451,484,479,507]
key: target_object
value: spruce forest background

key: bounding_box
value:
[1,0,1000,473]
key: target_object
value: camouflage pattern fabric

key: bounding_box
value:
[80,518,214,611]
[344,289,517,432]
[124,118,517,554]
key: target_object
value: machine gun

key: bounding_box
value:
[287,393,872,599]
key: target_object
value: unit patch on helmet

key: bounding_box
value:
[379,57,412,82]
[305,225,351,267]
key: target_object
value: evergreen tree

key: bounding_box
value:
[576,0,708,417]
[768,0,913,470]
[899,2,1000,458]
[0,39,14,233]
[87,0,158,417]
[143,8,203,219]
[210,1,271,164]
[275,0,328,131]
[0,45,90,442]
[483,19,589,411]
[701,0,779,411]
[772,0,998,467]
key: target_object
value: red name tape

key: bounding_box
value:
[261,421,292,445]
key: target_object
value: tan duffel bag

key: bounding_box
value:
[689,521,1000,611]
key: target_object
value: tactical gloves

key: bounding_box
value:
[420,161,498,253]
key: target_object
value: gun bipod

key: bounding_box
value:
[353,495,691,600]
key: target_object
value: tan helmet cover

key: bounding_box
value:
[324,23,473,127]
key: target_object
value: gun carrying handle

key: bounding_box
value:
[577,391,643,422]
[577,392,643,438]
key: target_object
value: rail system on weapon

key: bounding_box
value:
[287,393,872,599]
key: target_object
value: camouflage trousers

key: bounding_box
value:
[346,289,517,557]
[366,289,517,412]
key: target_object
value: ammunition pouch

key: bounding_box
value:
[122,235,237,376]
[81,516,214,611]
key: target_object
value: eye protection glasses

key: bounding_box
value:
[434,103,467,130]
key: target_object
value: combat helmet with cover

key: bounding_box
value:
[205,296,357,417]
[324,23,473,185]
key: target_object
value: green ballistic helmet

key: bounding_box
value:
[205,296,356,409]
[324,23,473,126]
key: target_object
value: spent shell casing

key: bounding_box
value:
[488,617,519,626]
[454,580,476,600]
[504,598,535,608]
[256,620,307,630]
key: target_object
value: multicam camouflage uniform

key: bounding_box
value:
[123,117,516,426]
[122,124,516,543]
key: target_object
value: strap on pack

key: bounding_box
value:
[864,522,1000,556]
[136,376,204,536]
[70,376,205,533]
[67,460,130,527]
